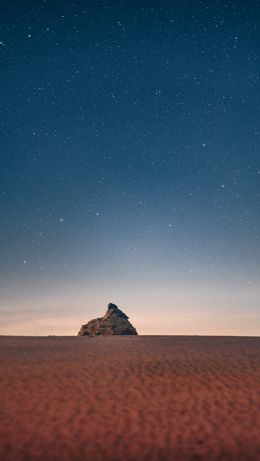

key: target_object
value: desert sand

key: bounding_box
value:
[0,336,259,461]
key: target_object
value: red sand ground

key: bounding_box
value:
[0,336,259,461]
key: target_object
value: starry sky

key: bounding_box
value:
[1,0,259,336]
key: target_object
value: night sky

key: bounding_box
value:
[1,0,259,335]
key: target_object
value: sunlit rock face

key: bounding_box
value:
[78,303,138,336]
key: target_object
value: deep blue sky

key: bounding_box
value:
[1,0,259,335]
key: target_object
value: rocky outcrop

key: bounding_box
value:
[78,303,138,336]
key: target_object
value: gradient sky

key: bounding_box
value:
[1,0,260,335]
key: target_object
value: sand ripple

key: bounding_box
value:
[0,336,259,461]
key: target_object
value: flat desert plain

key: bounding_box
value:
[0,336,259,461]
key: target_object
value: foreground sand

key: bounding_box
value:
[0,336,259,461]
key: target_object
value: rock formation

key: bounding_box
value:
[78,303,138,336]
